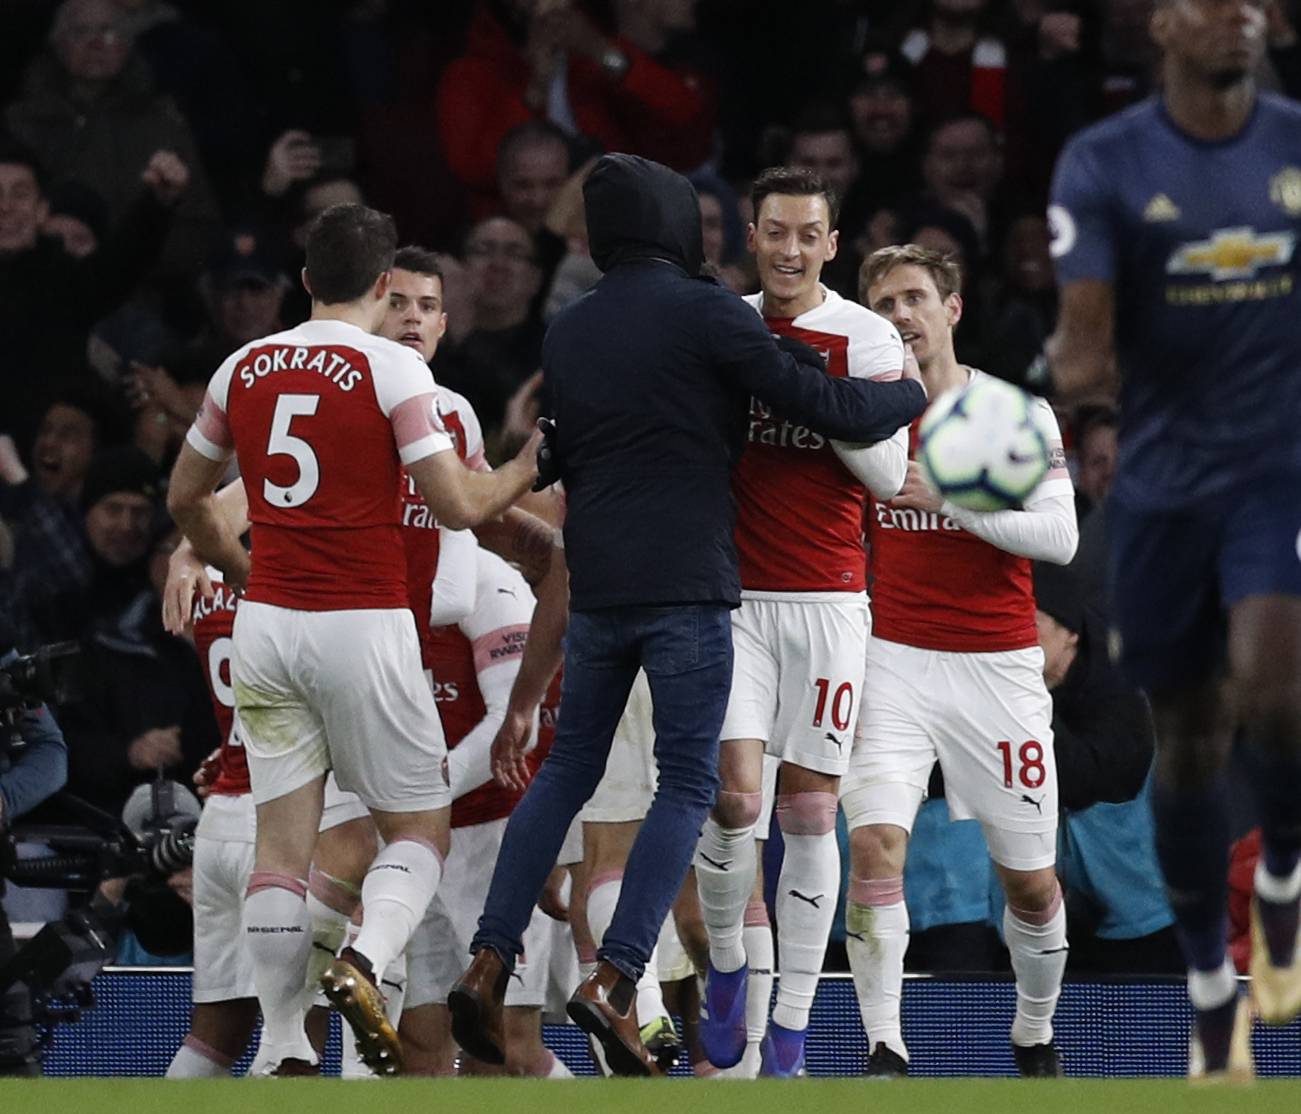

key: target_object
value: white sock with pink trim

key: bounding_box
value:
[771,792,839,1031]
[1005,885,1068,1047]
[244,872,315,1065]
[166,1034,233,1078]
[351,837,443,983]
[845,874,909,1060]
[695,791,763,973]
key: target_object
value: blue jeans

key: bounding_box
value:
[472,604,732,981]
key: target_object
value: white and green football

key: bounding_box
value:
[917,375,1049,512]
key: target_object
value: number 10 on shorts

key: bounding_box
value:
[997,740,1045,788]
[812,677,854,732]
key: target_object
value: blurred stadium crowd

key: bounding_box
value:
[3,0,1295,980]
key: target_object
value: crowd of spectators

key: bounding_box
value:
[5,0,1295,972]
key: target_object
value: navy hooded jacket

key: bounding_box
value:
[548,154,926,611]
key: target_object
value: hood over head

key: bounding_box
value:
[584,154,704,277]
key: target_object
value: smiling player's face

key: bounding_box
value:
[749,192,838,316]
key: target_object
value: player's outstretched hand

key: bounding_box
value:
[538,865,570,922]
[491,707,534,793]
[193,747,221,799]
[163,543,214,635]
[892,460,944,513]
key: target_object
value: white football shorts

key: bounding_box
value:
[233,602,449,813]
[722,593,870,777]
[191,794,257,1003]
[840,637,1057,872]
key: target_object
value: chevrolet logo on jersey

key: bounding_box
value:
[1167,228,1295,281]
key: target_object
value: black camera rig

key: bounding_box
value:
[0,641,79,749]
[2,641,196,1071]
[0,786,197,1072]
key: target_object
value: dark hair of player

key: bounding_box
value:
[393,245,445,282]
[750,166,841,231]
[860,243,963,304]
[304,202,397,305]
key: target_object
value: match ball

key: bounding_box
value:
[917,376,1049,512]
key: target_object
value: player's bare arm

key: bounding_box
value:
[406,426,544,531]
[1046,279,1119,405]
[473,505,555,584]
[492,544,569,793]
[167,443,251,591]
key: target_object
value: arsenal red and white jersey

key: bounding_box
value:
[869,371,1072,653]
[734,287,904,595]
[187,319,453,612]
[427,553,531,828]
[401,386,490,668]
[190,569,247,796]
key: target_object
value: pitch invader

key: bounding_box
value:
[695,167,911,1077]
[850,245,1077,1078]
[1046,0,1301,1079]
[488,492,687,1075]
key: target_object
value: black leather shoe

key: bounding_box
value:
[448,948,511,1065]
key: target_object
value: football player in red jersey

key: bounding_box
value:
[164,241,554,1077]
[164,560,376,1077]
[167,204,542,1075]
[846,244,1077,1078]
[694,167,911,1077]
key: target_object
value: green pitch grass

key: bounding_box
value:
[5,1078,1301,1114]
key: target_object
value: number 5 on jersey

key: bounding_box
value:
[265,394,320,506]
